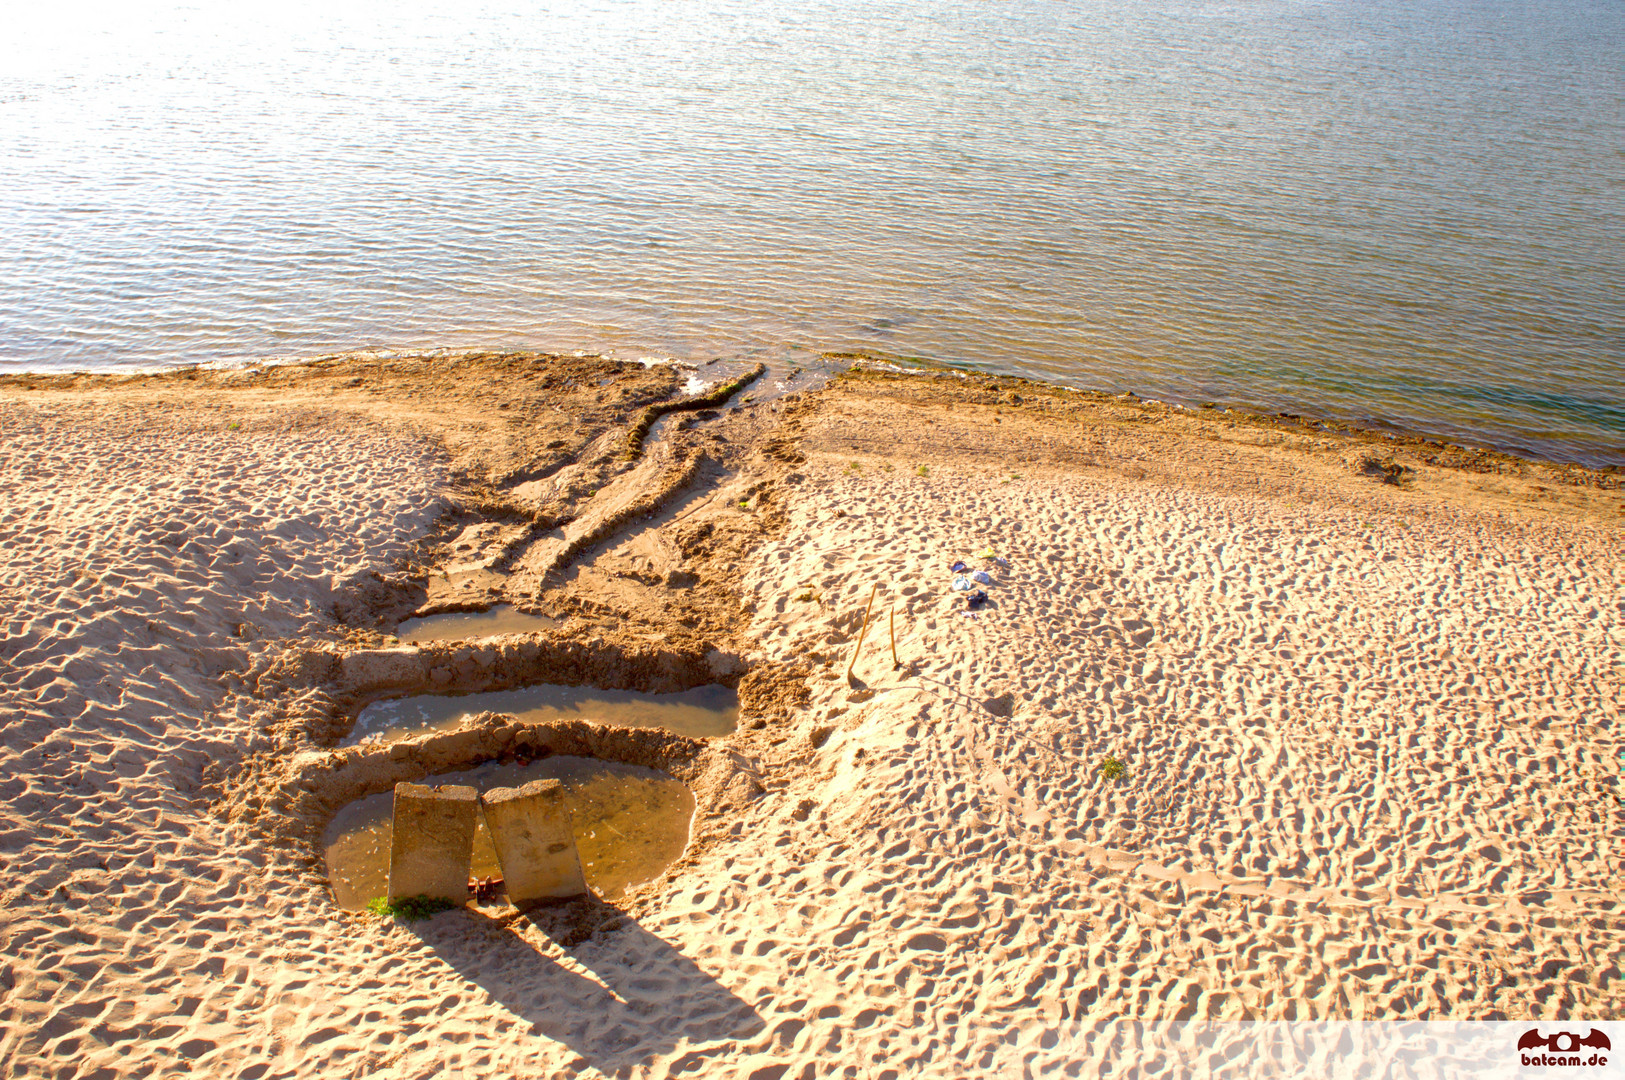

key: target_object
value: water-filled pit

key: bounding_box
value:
[345,683,738,746]
[323,756,694,910]
[395,605,562,642]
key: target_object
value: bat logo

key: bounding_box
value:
[1518,1028,1611,1053]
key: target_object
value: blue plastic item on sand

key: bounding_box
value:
[951,575,972,592]
[950,560,968,573]
[971,570,992,585]
[966,589,988,609]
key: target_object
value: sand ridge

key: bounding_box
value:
[0,360,1620,1078]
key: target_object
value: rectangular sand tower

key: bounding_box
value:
[389,783,479,905]
[481,779,588,907]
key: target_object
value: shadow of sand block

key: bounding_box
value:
[389,783,478,905]
[482,778,588,908]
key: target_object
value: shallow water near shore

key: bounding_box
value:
[3,0,1622,464]
[345,683,739,745]
[323,756,695,909]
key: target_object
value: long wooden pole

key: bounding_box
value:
[846,584,879,683]
[889,604,899,669]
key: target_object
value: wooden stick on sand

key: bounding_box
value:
[890,604,899,669]
[846,584,879,684]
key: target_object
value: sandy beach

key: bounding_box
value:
[0,354,1620,1078]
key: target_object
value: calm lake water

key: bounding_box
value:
[2,0,1621,464]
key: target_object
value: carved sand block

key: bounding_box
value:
[388,783,479,905]
[481,779,588,907]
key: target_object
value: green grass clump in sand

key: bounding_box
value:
[367,895,456,921]
[1098,756,1126,781]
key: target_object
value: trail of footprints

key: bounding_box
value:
[719,459,1621,1072]
[0,403,452,1078]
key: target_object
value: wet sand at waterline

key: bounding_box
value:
[0,353,1620,1078]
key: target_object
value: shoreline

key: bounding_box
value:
[1,353,1620,1076]
[5,345,1622,475]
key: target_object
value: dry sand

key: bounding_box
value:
[0,356,1620,1078]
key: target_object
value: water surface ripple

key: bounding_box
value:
[2,0,1621,464]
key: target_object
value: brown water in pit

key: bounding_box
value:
[323,756,694,911]
[344,683,738,746]
[395,605,562,642]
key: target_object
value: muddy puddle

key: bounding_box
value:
[395,605,562,642]
[345,683,738,746]
[323,756,694,910]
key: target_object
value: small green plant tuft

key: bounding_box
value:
[367,895,457,921]
[1098,756,1126,781]
[916,464,930,478]
[847,461,862,472]
[227,421,241,431]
